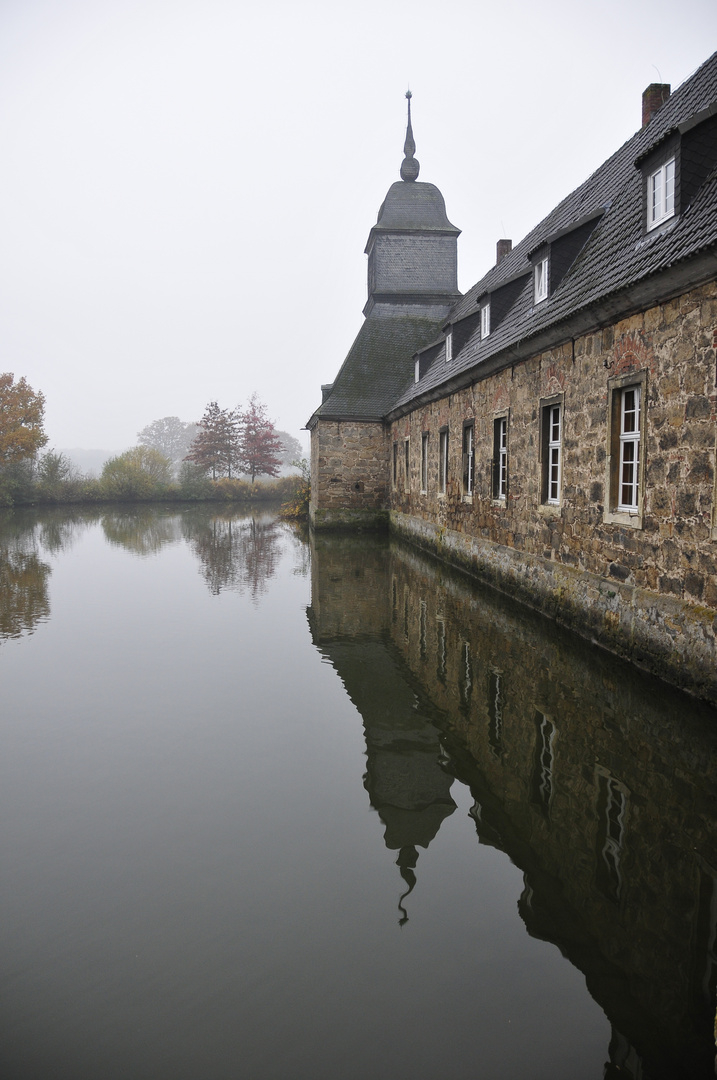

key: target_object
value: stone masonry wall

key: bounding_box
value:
[388,280,717,700]
[310,418,389,529]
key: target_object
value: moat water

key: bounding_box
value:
[1,505,716,1080]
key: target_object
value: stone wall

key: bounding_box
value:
[310,418,389,529]
[388,280,717,700]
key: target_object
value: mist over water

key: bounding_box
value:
[0,506,715,1079]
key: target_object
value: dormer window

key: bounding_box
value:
[534,256,549,303]
[480,302,490,339]
[647,157,675,229]
[414,357,420,383]
[445,329,453,363]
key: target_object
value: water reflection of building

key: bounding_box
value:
[307,535,456,924]
[308,529,717,1079]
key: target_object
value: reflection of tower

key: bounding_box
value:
[360,644,456,925]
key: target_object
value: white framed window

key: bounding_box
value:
[420,433,429,494]
[618,387,641,512]
[445,329,453,363]
[414,357,420,383]
[544,402,561,505]
[605,372,646,528]
[462,422,474,497]
[480,302,490,339]
[534,256,548,303]
[648,157,675,230]
[439,428,448,494]
[493,416,508,500]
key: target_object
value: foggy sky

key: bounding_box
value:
[1,0,715,452]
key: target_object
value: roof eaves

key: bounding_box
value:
[390,245,717,419]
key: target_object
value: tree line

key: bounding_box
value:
[0,374,308,510]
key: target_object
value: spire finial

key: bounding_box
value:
[400,89,420,182]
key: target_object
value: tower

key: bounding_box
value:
[364,91,461,317]
[308,93,461,530]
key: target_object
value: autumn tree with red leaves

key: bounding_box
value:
[238,394,283,483]
[185,401,240,479]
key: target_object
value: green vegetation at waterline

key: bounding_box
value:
[0,449,308,510]
[277,458,311,521]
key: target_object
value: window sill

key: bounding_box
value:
[538,502,561,516]
[635,217,677,249]
[604,508,643,529]
[646,210,675,233]
[462,494,474,504]
[491,497,507,507]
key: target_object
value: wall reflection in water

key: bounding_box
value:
[307,530,717,1080]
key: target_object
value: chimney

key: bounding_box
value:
[642,83,670,127]
[496,238,512,265]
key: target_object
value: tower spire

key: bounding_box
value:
[400,90,420,182]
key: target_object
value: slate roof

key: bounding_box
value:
[391,52,717,416]
[368,181,460,241]
[313,310,446,424]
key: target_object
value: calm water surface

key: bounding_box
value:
[1,506,716,1080]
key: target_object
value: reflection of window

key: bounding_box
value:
[421,433,429,494]
[436,617,447,684]
[648,157,675,230]
[459,640,472,713]
[462,422,474,497]
[493,416,508,500]
[531,712,556,817]
[439,428,449,495]
[488,670,504,758]
[595,769,628,903]
[693,862,717,1012]
[419,599,427,659]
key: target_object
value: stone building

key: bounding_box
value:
[307,53,717,702]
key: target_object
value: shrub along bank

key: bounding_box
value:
[0,450,305,509]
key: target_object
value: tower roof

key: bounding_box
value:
[365,92,459,247]
[370,180,460,238]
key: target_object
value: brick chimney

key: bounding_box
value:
[496,238,512,265]
[642,83,670,127]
